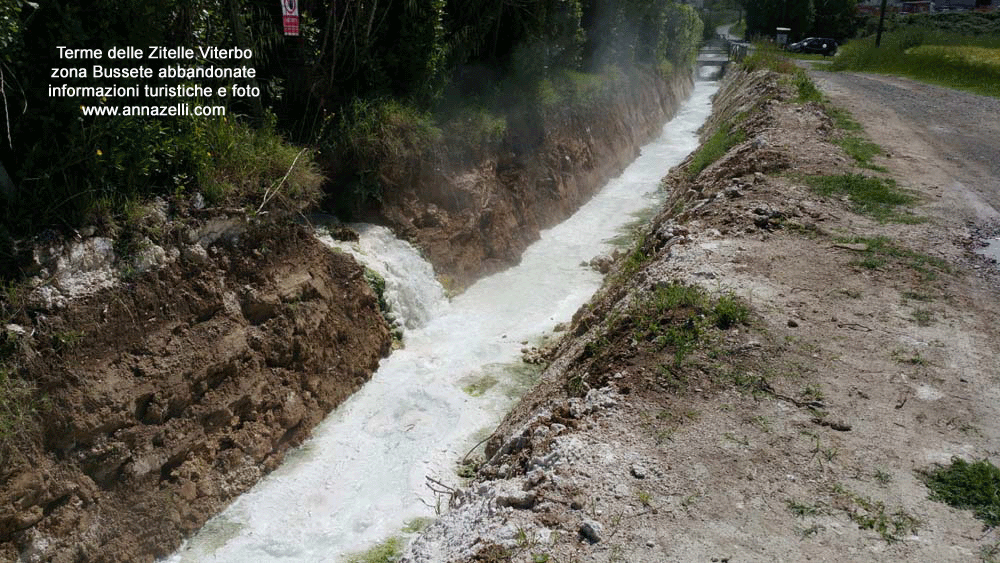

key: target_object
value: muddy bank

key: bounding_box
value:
[0,223,392,562]
[374,68,695,290]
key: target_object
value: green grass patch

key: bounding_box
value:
[832,31,1000,98]
[836,235,950,279]
[712,293,751,329]
[825,104,863,133]
[621,234,649,276]
[792,74,886,169]
[834,136,885,170]
[911,308,934,327]
[787,499,823,518]
[893,12,1000,37]
[336,98,441,205]
[805,174,920,223]
[439,106,507,151]
[741,43,798,74]
[688,121,746,179]
[923,458,1000,526]
[833,484,920,543]
[816,99,887,169]
[201,118,323,208]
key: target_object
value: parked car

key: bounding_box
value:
[787,37,838,56]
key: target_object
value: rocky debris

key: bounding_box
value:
[27,237,118,310]
[589,254,614,274]
[630,463,648,479]
[578,519,603,543]
[521,346,547,365]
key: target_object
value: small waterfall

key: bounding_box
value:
[317,225,448,331]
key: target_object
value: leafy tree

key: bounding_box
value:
[812,0,858,39]
[740,0,815,41]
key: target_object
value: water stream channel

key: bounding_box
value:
[166,78,719,563]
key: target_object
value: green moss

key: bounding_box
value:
[461,374,498,397]
[345,537,403,563]
[402,517,433,534]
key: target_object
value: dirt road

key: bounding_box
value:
[811,69,1000,221]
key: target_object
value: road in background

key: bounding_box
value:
[811,69,1000,220]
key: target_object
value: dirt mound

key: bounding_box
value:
[0,223,391,562]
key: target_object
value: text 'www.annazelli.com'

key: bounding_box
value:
[80,103,226,117]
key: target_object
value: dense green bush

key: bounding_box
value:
[1,0,703,262]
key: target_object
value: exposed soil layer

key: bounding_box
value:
[374,69,695,290]
[403,68,1000,562]
[0,224,392,562]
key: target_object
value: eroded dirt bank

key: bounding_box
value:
[0,223,392,562]
[374,69,695,290]
[403,66,1000,562]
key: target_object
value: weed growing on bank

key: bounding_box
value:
[923,458,1000,527]
[687,121,746,179]
[833,484,920,543]
[0,367,40,453]
[201,117,324,208]
[805,174,921,223]
[794,71,823,103]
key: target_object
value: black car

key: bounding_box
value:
[787,37,838,56]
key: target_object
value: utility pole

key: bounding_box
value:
[876,0,889,47]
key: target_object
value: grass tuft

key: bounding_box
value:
[923,458,1000,526]
[794,71,823,103]
[806,174,920,223]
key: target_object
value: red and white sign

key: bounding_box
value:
[282,0,299,36]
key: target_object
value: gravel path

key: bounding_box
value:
[810,69,1000,216]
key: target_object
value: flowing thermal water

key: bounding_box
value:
[167,79,718,563]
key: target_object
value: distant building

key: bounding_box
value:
[857,0,986,12]
[902,1,933,13]
[937,0,977,8]
[858,0,903,15]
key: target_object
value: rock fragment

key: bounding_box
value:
[579,519,603,543]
